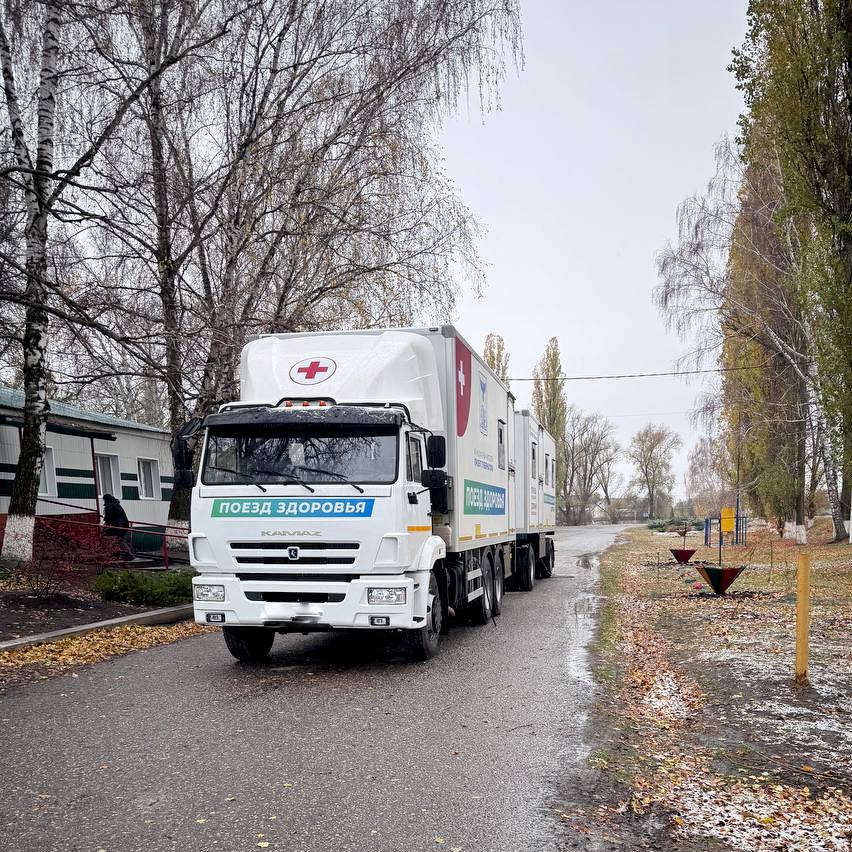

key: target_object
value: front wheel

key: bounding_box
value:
[223,626,275,663]
[408,571,442,661]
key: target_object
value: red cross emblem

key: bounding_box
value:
[289,356,337,385]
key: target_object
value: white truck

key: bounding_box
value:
[175,326,556,662]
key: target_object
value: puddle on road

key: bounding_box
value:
[562,552,601,689]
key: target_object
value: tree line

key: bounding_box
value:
[483,333,683,524]
[656,1,852,542]
[0,0,522,559]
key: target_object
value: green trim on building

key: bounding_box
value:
[161,488,173,502]
[121,485,140,501]
[120,472,138,481]
[0,478,12,497]
[160,475,175,483]
[57,482,96,499]
[0,462,17,474]
[56,467,95,479]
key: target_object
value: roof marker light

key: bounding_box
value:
[302,401,310,407]
[285,400,293,407]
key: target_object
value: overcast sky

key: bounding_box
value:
[441,1,747,499]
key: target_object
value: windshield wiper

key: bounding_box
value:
[251,468,316,493]
[296,465,365,493]
[207,465,267,493]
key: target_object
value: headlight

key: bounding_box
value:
[194,584,225,602]
[367,587,406,605]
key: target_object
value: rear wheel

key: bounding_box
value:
[517,543,535,592]
[408,571,442,661]
[472,552,494,624]
[539,538,555,578]
[223,626,275,663]
[492,550,505,616]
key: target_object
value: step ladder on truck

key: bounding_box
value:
[173,326,557,662]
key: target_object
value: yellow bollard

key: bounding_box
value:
[795,553,810,685]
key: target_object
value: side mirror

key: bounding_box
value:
[420,468,449,514]
[172,417,204,490]
[426,434,446,468]
[420,468,447,489]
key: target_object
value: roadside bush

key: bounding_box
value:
[647,518,704,532]
[91,570,194,607]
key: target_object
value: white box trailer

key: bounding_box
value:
[179,326,555,662]
[514,410,557,577]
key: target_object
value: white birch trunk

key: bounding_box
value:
[0,4,60,561]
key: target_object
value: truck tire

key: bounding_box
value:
[223,626,275,663]
[472,552,494,625]
[408,571,442,661]
[492,550,504,616]
[539,538,555,578]
[517,543,535,592]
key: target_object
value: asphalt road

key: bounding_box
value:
[1,525,626,852]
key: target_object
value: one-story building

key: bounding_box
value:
[0,386,173,546]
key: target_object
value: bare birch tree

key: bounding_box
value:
[1,0,523,536]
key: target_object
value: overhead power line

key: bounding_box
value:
[509,366,753,382]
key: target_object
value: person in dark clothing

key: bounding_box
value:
[102,494,132,556]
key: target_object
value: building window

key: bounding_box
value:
[38,447,56,497]
[552,458,556,487]
[138,458,161,500]
[95,453,120,498]
[531,442,537,478]
[497,420,506,470]
[545,453,550,485]
[406,434,423,483]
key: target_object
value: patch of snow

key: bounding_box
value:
[642,672,692,720]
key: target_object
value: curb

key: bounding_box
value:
[0,604,194,653]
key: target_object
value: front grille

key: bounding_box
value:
[230,541,359,551]
[229,540,360,567]
[234,555,356,566]
[236,572,358,583]
[245,591,345,604]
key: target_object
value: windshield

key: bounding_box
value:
[201,423,399,486]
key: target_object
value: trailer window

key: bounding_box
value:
[202,423,399,486]
[531,442,537,477]
[552,458,556,486]
[497,420,506,470]
[545,453,550,485]
[406,433,423,482]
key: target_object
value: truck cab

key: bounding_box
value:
[187,402,448,660]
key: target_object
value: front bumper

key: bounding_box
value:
[192,573,428,630]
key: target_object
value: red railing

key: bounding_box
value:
[34,497,189,570]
